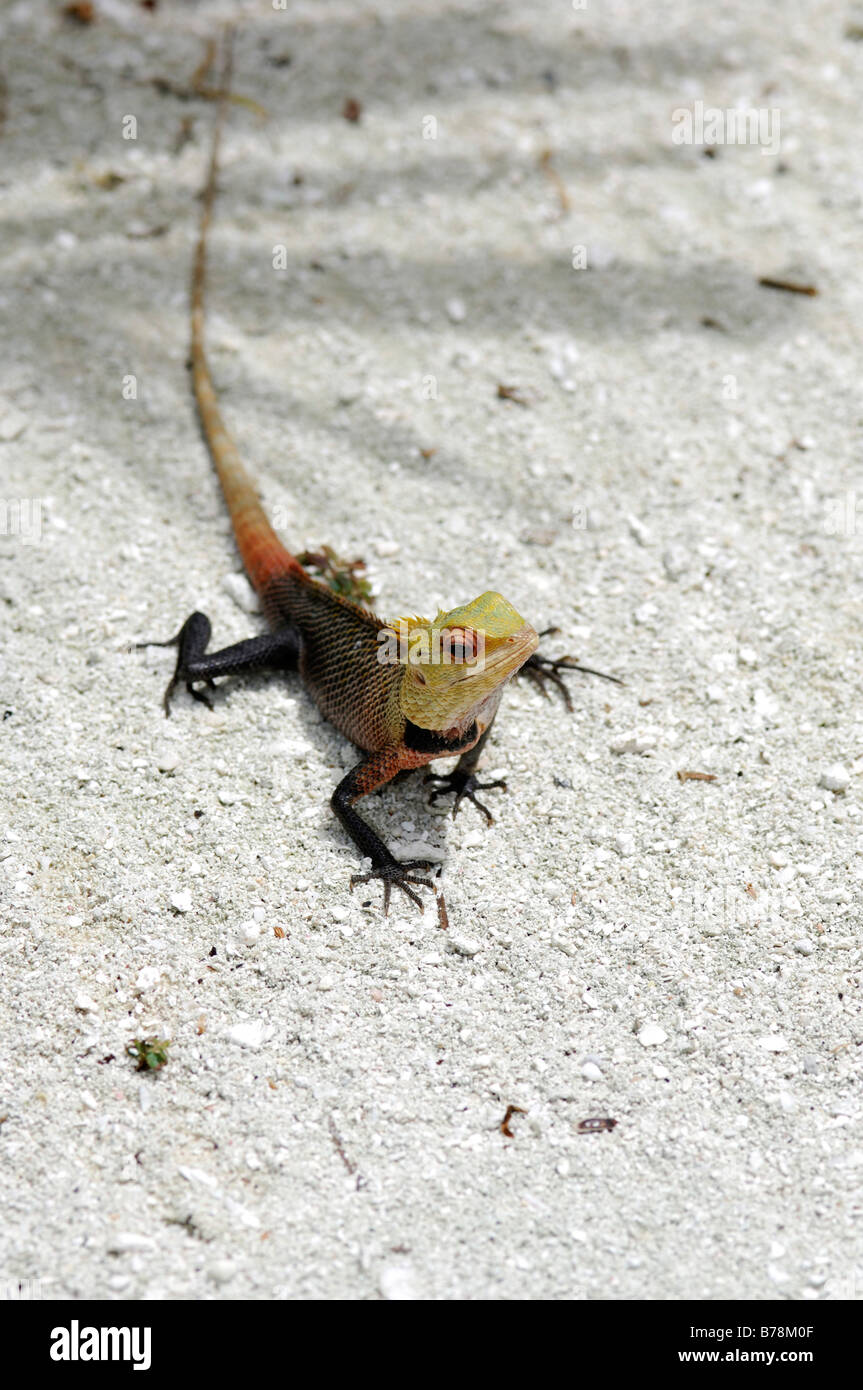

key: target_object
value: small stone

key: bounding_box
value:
[170,890,192,914]
[794,938,815,956]
[240,920,262,942]
[374,539,400,557]
[448,934,481,957]
[133,966,161,994]
[738,646,758,667]
[217,790,236,806]
[638,1023,668,1047]
[819,763,850,793]
[222,572,260,614]
[74,993,99,1013]
[611,730,658,755]
[768,850,789,868]
[379,1262,420,1300]
[582,1062,602,1081]
[336,385,362,406]
[662,545,690,580]
[551,934,576,957]
[753,688,778,718]
[633,602,658,627]
[757,1034,789,1053]
[108,1232,156,1253]
[178,1166,218,1189]
[156,748,180,774]
[446,297,466,323]
[396,839,445,862]
[226,1021,266,1049]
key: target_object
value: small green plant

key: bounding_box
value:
[297,545,373,604]
[127,1037,171,1073]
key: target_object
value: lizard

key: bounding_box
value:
[139,30,620,916]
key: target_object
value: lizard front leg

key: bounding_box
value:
[137,611,300,715]
[424,724,506,825]
[331,749,439,914]
[518,626,622,711]
[427,632,622,821]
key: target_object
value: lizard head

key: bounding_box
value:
[395,591,538,733]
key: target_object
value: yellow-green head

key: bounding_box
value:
[390,591,538,733]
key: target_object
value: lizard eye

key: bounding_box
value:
[442,627,477,663]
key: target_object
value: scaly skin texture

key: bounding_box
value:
[139,30,618,915]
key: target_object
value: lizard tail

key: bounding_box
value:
[190,27,303,593]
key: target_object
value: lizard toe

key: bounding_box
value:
[349,859,437,915]
[426,770,506,825]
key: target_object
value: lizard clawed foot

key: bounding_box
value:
[163,672,216,717]
[519,631,623,712]
[350,857,437,915]
[425,768,506,825]
[135,613,217,716]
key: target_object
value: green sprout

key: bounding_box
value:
[127,1037,172,1073]
[297,545,373,604]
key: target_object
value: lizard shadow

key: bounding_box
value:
[183,660,468,868]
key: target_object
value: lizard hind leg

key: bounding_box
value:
[136,611,299,716]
